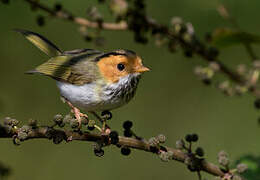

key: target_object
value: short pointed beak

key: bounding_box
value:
[135,66,150,73]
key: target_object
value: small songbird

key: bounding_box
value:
[15,29,150,127]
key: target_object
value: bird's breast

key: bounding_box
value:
[56,73,140,112]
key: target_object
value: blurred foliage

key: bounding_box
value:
[211,28,260,48]
[235,155,260,179]
[0,162,10,179]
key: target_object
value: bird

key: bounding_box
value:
[15,29,150,128]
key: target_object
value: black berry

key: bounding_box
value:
[123,120,133,130]
[123,130,132,137]
[88,126,95,131]
[94,149,104,157]
[101,110,112,120]
[185,134,192,142]
[191,133,198,142]
[109,131,118,138]
[109,131,119,144]
[121,147,131,156]
[195,147,204,157]
[36,15,45,26]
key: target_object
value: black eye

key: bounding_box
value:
[117,63,125,71]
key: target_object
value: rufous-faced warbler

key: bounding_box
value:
[15,29,150,128]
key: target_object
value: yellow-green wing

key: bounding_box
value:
[15,29,62,57]
[35,56,72,81]
[31,51,103,85]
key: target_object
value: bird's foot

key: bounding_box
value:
[64,98,88,129]
[102,128,111,136]
[101,119,111,135]
[71,107,89,129]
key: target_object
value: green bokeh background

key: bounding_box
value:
[1,0,260,179]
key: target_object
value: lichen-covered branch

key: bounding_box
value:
[0,117,245,179]
[0,124,225,176]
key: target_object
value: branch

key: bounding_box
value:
[0,122,233,178]
[24,0,128,30]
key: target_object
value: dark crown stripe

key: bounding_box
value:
[94,49,137,62]
[94,52,126,61]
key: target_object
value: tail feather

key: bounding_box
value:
[25,69,40,75]
[14,29,62,57]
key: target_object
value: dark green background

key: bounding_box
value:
[1,0,260,179]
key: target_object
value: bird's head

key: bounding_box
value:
[97,50,150,83]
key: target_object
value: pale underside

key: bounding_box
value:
[57,73,141,112]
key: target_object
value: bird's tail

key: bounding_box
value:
[14,29,62,57]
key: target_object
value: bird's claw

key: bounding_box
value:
[73,108,89,128]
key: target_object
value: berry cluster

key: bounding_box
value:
[108,129,131,156]
[175,133,205,172]
[184,133,204,157]
[53,114,93,131]
[185,133,198,143]
[123,120,133,137]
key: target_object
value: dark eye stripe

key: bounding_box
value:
[117,63,125,71]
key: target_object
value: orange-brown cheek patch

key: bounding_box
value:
[97,56,129,83]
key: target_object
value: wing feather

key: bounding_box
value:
[32,51,104,85]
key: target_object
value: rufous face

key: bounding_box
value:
[97,54,150,83]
